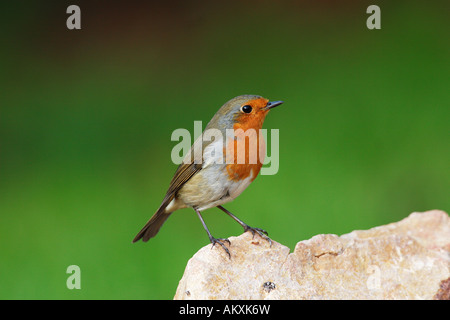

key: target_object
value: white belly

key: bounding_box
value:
[178,164,254,211]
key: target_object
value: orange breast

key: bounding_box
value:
[226,161,263,182]
[225,123,266,182]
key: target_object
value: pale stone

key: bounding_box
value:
[174,210,450,300]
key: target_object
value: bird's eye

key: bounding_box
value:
[241,105,253,113]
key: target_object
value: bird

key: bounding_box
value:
[132,95,283,258]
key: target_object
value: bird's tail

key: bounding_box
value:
[132,199,173,243]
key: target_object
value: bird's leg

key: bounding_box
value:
[217,205,272,247]
[195,208,231,259]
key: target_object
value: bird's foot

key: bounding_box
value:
[244,226,272,247]
[210,237,231,259]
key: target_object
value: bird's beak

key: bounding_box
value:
[264,100,284,110]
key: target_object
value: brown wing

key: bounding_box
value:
[132,161,202,243]
[163,135,205,203]
[163,161,202,203]
[132,137,205,243]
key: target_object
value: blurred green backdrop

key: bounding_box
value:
[0,0,449,299]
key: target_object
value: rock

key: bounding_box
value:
[174,210,450,300]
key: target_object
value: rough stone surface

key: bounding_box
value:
[174,210,450,300]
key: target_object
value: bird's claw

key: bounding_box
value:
[244,226,272,247]
[210,237,231,259]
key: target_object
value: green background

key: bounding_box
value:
[0,1,448,299]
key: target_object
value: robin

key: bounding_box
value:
[132,95,283,258]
